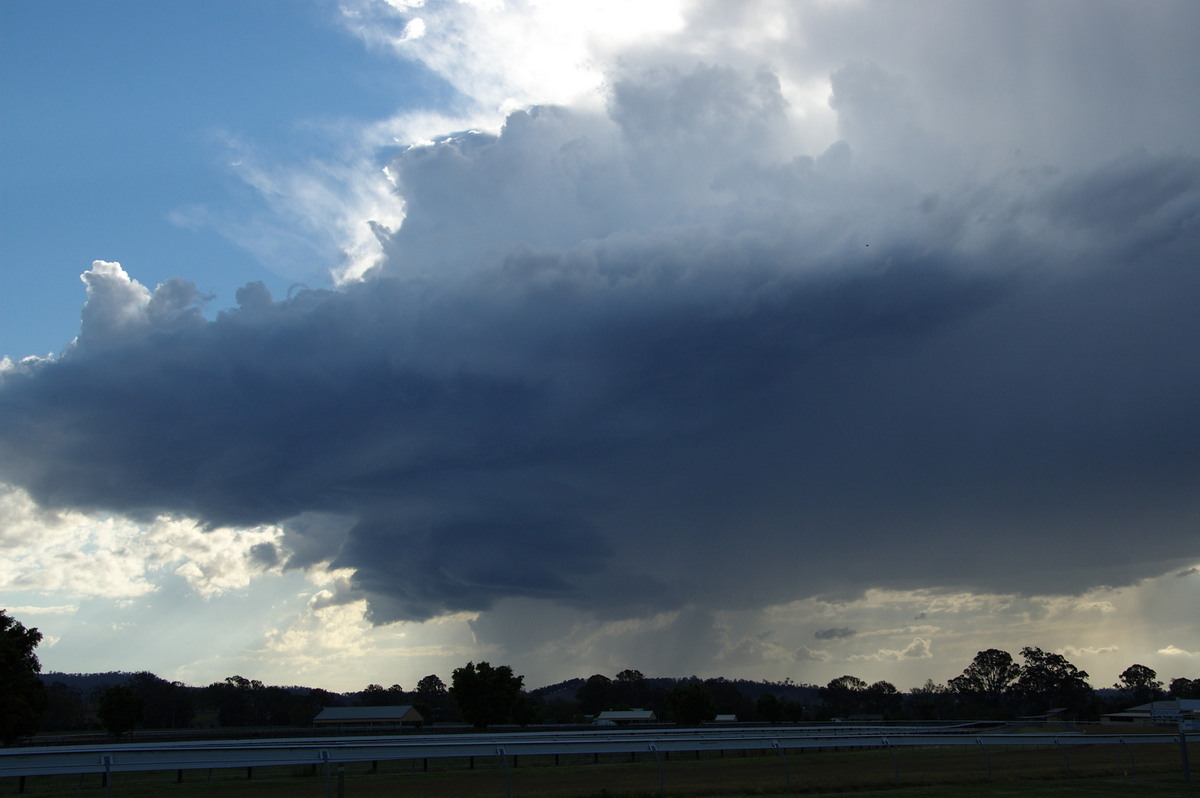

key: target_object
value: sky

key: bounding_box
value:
[1,0,1198,695]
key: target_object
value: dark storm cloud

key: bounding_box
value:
[2,58,1199,626]
[814,628,857,641]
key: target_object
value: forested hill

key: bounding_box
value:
[40,671,140,695]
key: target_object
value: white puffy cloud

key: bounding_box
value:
[0,483,283,600]
[1158,645,1198,659]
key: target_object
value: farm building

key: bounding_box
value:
[1101,699,1200,725]
[594,709,657,725]
[314,705,425,729]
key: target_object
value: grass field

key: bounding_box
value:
[7,740,1198,798]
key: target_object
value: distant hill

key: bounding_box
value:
[40,671,822,705]
[39,671,137,696]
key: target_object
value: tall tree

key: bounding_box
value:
[820,675,867,718]
[612,669,649,709]
[0,609,48,745]
[704,678,754,718]
[576,674,613,715]
[865,680,901,717]
[1015,646,1092,714]
[129,672,194,729]
[1169,677,1200,700]
[668,681,716,725]
[206,675,265,726]
[414,674,451,724]
[415,674,448,703]
[40,682,87,732]
[949,649,1020,698]
[906,680,954,721]
[98,685,144,737]
[948,649,1020,717]
[1115,664,1164,705]
[449,661,525,729]
[756,692,784,724]
[358,683,406,707]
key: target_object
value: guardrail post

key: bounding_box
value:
[1055,737,1071,777]
[1119,737,1135,776]
[976,739,991,782]
[649,743,664,797]
[99,754,113,798]
[320,750,331,798]
[772,740,791,792]
[883,739,899,786]
[497,746,512,798]
[1180,726,1192,783]
[337,764,345,798]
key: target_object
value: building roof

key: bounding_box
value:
[314,705,424,723]
[1103,699,1200,719]
[595,709,657,721]
[1122,699,1200,714]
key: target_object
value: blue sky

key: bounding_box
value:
[2,0,1199,695]
[1,0,454,358]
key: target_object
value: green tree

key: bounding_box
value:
[1169,677,1200,699]
[358,683,406,706]
[906,680,954,721]
[612,669,649,709]
[756,693,783,724]
[449,661,525,729]
[206,675,264,726]
[668,681,716,725]
[129,672,194,729]
[1015,646,1092,714]
[40,682,87,731]
[948,649,1020,718]
[0,609,48,745]
[1115,664,1164,705]
[98,685,144,737]
[865,680,901,717]
[414,674,451,724]
[704,677,753,719]
[820,675,867,718]
[949,649,1020,698]
[575,674,612,715]
[415,674,447,703]
[781,699,806,723]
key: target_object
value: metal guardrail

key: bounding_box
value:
[1,725,1191,779]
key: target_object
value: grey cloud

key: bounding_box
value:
[248,542,279,568]
[2,55,1199,636]
[814,628,857,641]
[794,646,832,663]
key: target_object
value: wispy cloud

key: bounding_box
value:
[850,638,933,662]
[815,627,857,640]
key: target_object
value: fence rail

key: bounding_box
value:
[1,726,1191,779]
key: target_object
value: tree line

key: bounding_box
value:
[3,609,1198,744]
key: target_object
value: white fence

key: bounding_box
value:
[1,724,1190,780]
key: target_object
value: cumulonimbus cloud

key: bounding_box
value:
[2,4,1199,638]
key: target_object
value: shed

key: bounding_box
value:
[594,709,657,725]
[1101,699,1200,725]
[314,705,424,729]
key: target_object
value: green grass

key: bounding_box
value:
[7,741,1198,797]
